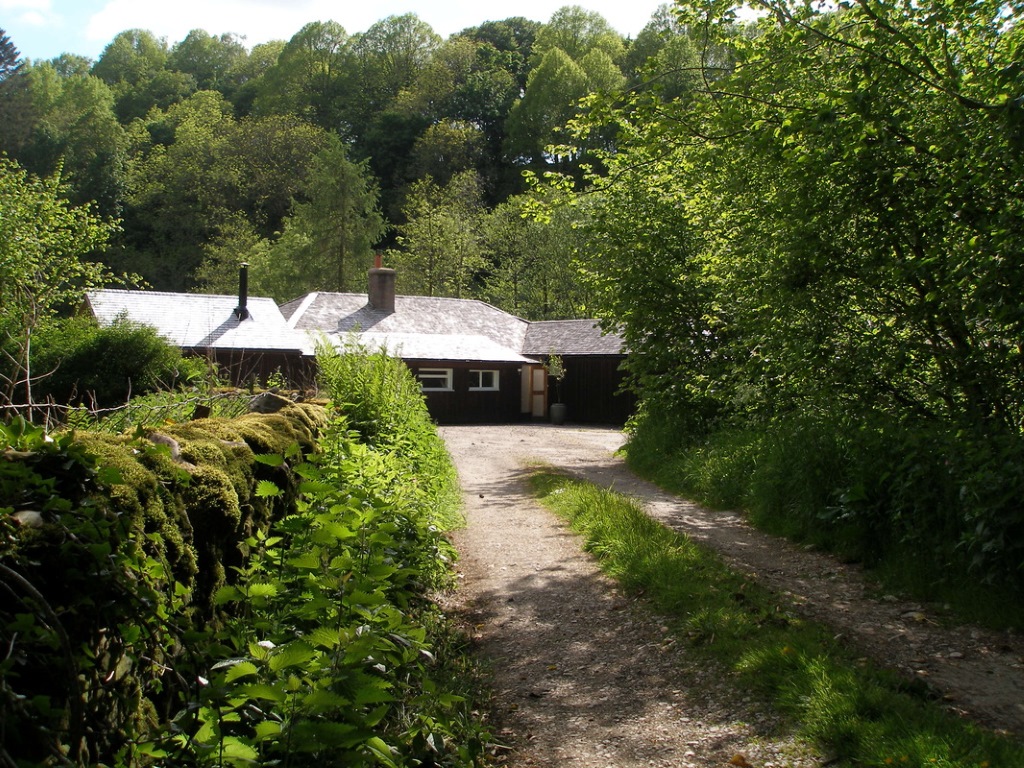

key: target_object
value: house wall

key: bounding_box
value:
[187,349,317,389]
[555,356,636,425]
[405,357,634,426]
[406,362,525,424]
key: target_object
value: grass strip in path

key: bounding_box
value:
[530,471,1024,768]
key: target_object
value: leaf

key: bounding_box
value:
[220,736,258,762]
[225,661,259,683]
[300,688,351,712]
[353,680,395,705]
[215,585,244,605]
[268,640,317,672]
[253,453,285,467]
[364,736,399,768]
[248,641,274,660]
[235,682,287,703]
[312,520,357,544]
[253,720,283,742]
[307,626,341,649]
[288,720,363,749]
[255,480,282,498]
[300,480,337,495]
[246,582,279,599]
[346,588,386,607]
[288,551,322,569]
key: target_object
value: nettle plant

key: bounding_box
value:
[145,420,482,767]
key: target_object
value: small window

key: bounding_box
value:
[417,368,453,391]
[469,369,500,391]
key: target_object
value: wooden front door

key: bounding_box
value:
[521,364,547,418]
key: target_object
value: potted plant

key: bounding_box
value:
[545,353,567,425]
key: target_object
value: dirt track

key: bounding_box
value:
[439,424,1024,767]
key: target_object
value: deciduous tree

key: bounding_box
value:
[392,171,485,297]
[248,138,386,299]
[0,159,117,410]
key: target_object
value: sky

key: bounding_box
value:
[2,0,670,63]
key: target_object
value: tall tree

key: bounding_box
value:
[253,21,351,131]
[396,36,521,196]
[350,14,441,118]
[573,0,1024,433]
[624,6,705,98]
[0,29,35,158]
[481,191,588,319]
[0,158,117,410]
[228,39,285,116]
[391,171,485,297]
[505,47,587,164]
[92,29,195,122]
[120,91,331,290]
[408,120,486,187]
[248,138,386,299]
[505,7,626,169]
[531,6,625,65]
[168,30,247,96]
[18,61,126,214]
[458,17,541,91]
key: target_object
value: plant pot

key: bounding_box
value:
[549,402,567,425]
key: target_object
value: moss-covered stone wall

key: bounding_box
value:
[0,402,328,764]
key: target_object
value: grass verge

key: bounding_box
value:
[530,470,1023,768]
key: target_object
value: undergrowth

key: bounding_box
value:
[531,470,1024,768]
[624,410,1024,632]
[141,420,485,766]
[139,344,485,766]
[1,344,488,766]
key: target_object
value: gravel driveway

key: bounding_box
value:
[439,424,1024,767]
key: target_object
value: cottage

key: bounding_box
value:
[282,261,634,425]
[86,262,633,425]
[524,319,634,425]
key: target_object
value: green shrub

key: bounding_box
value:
[0,405,324,764]
[33,315,189,407]
[2,340,479,766]
[316,338,462,529]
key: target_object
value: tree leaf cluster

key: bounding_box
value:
[0,7,696,312]
[569,0,1024,591]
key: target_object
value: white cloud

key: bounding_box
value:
[1,0,54,29]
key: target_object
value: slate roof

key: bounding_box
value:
[523,319,625,356]
[85,288,626,365]
[331,333,537,363]
[283,292,532,363]
[86,289,311,353]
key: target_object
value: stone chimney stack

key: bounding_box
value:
[368,254,396,313]
[234,262,250,320]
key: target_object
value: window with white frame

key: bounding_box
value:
[417,368,453,391]
[469,369,500,391]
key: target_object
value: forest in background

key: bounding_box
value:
[0,4,689,318]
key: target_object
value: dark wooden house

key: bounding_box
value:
[86,263,633,425]
[282,263,633,425]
